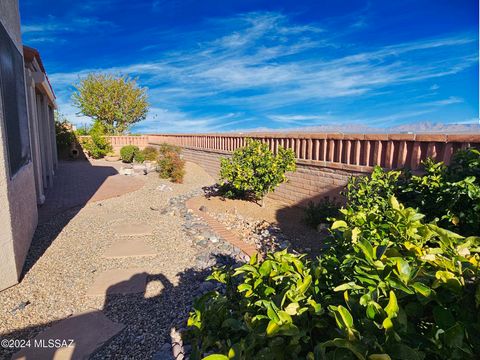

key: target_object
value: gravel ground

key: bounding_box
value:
[0,161,236,360]
[189,189,327,255]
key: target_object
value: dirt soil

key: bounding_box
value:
[188,195,326,254]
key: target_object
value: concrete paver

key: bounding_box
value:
[111,223,155,237]
[86,269,149,297]
[12,311,124,360]
[103,238,157,258]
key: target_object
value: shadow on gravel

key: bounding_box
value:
[21,160,119,279]
[1,254,240,360]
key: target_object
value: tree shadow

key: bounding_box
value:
[2,254,238,360]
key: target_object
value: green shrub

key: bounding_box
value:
[448,148,480,181]
[55,118,75,152]
[120,145,140,163]
[219,139,296,203]
[141,146,159,161]
[134,151,145,163]
[158,143,181,155]
[187,198,480,359]
[80,121,112,159]
[303,197,341,229]
[156,144,185,183]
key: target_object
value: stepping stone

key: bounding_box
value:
[86,268,149,297]
[12,311,124,360]
[103,238,157,258]
[111,222,154,236]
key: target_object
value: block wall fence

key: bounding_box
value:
[103,133,480,206]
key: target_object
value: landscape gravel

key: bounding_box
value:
[0,161,245,360]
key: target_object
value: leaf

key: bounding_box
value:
[433,306,455,330]
[331,305,354,330]
[384,291,399,319]
[266,320,280,336]
[318,338,366,360]
[369,355,391,360]
[202,355,229,360]
[285,302,300,315]
[334,282,364,292]
[259,260,273,277]
[395,258,412,284]
[444,323,465,348]
[412,282,432,297]
[332,220,348,230]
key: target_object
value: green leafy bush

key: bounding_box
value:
[399,157,480,236]
[303,197,341,229]
[187,148,480,360]
[55,117,75,152]
[219,139,296,203]
[141,146,159,161]
[448,148,480,181]
[134,151,145,163]
[80,121,112,159]
[156,143,185,183]
[120,145,140,163]
[187,198,480,359]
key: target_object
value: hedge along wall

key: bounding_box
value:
[147,133,480,206]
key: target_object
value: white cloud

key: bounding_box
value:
[46,12,476,132]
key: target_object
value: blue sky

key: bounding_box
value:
[20,0,478,133]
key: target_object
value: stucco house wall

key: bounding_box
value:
[0,0,42,291]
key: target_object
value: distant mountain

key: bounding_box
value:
[235,121,480,134]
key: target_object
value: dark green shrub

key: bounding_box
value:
[141,146,159,161]
[219,139,296,203]
[303,197,341,229]
[80,121,112,159]
[448,148,480,181]
[187,198,480,359]
[398,158,480,236]
[156,144,185,183]
[120,145,140,163]
[55,118,75,152]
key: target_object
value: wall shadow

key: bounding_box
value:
[1,254,237,360]
[22,159,121,279]
[274,185,346,256]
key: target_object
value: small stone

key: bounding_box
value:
[150,206,160,211]
[209,236,219,243]
[199,205,207,212]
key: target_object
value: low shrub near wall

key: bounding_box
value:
[120,145,140,163]
[219,139,296,204]
[80,122,112,159]
[156,143,185,183]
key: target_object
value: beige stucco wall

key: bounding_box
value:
[0,0,38,291]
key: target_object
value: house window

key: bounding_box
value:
[0,22,30,177]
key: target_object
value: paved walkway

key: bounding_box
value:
[38,159,145,223]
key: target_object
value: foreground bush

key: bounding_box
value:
[80,121,112,159]
[219,139,296,204]
[343,148,480,237]
[120,145,140,163]
[187,197,480,359]
[156,143,185,183]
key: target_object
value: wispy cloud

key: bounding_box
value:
[48,11,477,132]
